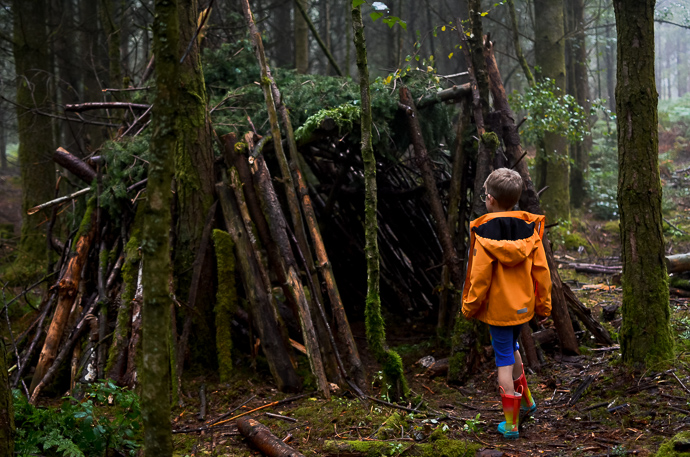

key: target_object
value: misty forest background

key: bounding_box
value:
[1,0,690,456]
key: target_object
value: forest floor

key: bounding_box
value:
[3,156,690,456]
[165,160,690,456]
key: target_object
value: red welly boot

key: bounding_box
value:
[498,388,521,439]
[513,364,537,414]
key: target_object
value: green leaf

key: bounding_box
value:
[370,11,384,21]
[353,0,366,7]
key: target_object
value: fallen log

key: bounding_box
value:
[416,83,472,108]
[666,254,690,273]
[53,147,97,184]
[236,416,305,457]
[532,328,557,346]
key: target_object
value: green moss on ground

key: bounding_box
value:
[322,438,482,456]
[655,431,690,457]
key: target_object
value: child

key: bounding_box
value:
[461,168,552,439]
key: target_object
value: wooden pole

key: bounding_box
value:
[29,204,98,394]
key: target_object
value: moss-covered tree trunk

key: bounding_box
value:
[507,0,535,87]
[12,0,56,272]
[212,230,237,383]
[569,0,591,208]
[0,341,14,457]
[100,0,121,90]
[352,2,407,400]
[295,0,309,73]
[80,0,106,151]
[534,0,570,222]
[174,0,217,373]
[613,0,674,367]
[141,0,178,454]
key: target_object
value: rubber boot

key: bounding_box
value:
[498,388,521,439]
[513,364,537,414]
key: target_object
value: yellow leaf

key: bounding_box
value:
[384,75,393,85]
[441,26,446,31]
[481,11,488,16]
[448,52,453,59]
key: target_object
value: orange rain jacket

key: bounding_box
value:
[461,211,552,326]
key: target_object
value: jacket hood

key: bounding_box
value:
[471,211,545,267]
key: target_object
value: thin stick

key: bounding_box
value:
[211,393,313,428]
[670,370,690,396]
[2,285,29,397]
[365,395,420,414]
[27,187,92,215]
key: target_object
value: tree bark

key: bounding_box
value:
[212,229,237,384]
[293,0,343,76]
[569,0,591,209]
[295,0,309,73]
[30,203,98,394]
[53,147,97,184]
[665,253,690,273]
[100,0,122,89]
[141,0,178,454]
[352,1,407,400]
[174,0,217,374]
[0,342,14,457]
[251,157,330,397]
[236,416,305,457]
[534,0,570,222]
[506,0,535,86]
[13,0,56,267]
[613,0,674,367]
[217,182,302,392]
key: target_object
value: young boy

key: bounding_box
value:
[461,168,552,439]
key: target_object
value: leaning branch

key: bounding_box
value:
[64,102,150,112]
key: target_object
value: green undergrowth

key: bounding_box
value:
[14,381,142,457]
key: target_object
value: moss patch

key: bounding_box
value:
[655,431,690,457]
[322,439,481,456]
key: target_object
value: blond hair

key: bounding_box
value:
[484,168,523,209]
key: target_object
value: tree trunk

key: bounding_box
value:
[613,0,674,367]
[174,0,217,375]
[605,24,616,112]
[295,0,309,73]
[0,105,6,170]
[13,0,56,269]
[506,0,535,86]
[30,202,98,394]
[141,0,179,454]
[439,100,470,340]
[100,0,122,89]
[217,182,302,392]
[211,229,237,383]
[352,2,408,400]
[0,342,14,457]
[570,0,591,208]
[80,0,106,151]
[533,0,569,222]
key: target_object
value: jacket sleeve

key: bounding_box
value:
[462,242,494,319]
[531,239,552,317]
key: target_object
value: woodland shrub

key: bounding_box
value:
[13,381,142,457]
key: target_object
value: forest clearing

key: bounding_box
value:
[1,0,690,456]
